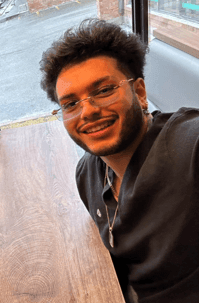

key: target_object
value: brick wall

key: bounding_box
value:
[27,0,120,17]
[27,0,71,13]
[124,4,199,35]
[26,0,199,37]
[97,0,120,20]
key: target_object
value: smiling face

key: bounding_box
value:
[56,56,147,156]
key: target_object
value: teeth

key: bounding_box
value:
[86,121,112,134]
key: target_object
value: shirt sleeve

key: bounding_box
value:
[165,107,199,185]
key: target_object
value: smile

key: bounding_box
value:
[85,121,114,134]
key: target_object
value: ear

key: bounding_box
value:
[132,78,148,110]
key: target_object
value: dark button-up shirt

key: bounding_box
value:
[76,107,199,303]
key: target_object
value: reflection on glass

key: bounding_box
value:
[121,0,198,44]
[149,0,199,22]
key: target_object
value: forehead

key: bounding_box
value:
[56,56,126,98]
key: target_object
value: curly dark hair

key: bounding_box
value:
[40,18,149,104]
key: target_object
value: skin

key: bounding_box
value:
[56,56,153,195]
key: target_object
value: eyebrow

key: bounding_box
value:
[58,76,112,103]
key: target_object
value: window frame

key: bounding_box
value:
[131,0,149,44]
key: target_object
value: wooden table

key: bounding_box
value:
[0,120,125,303]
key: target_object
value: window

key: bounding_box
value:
[1,0,198,127]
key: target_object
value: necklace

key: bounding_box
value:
[104,164,119,248]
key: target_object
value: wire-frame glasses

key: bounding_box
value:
[52,78,134,121]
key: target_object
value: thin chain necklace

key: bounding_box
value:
[104,164,119,248]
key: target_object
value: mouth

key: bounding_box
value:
[84,120,114,134]
[79,117,116,135]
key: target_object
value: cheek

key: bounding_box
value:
[117,99,133,117]
[63,121,77,136]
[119,89,134,109]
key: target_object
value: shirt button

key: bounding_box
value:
[97,209,102,217]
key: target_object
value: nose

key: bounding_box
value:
[79,98,101,120]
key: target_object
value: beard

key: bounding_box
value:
[67,96,145,157]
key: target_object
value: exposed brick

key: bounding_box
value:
[27,0,71,12]
[27,0,199,38]
[97,0,120,20]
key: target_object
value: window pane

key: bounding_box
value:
[146,0,199,112]
[123,0,132,28]
[149,0,199,42]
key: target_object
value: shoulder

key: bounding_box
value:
[155,107,199,166]
[164,107,199,143]
[153,107,199,129]
[166,107,199,127]
[143,107,199,171]
[152,107,199,140]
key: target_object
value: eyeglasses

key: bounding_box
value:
[52,78,134,121]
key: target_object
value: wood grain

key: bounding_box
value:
[0,121,125,303]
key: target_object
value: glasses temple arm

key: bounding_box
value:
[52,108,61,115]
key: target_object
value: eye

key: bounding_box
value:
[62,100,78,111]
[94,85,116,97]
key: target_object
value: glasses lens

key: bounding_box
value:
[94,86,119,107]
[62,83,122,121]
[63,109,81,121]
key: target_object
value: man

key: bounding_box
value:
[40,19,199,303]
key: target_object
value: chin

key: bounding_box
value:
[79,140,133,157]
[68,115,143,157]
[89,145,125,157]
[69,134,120,156]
